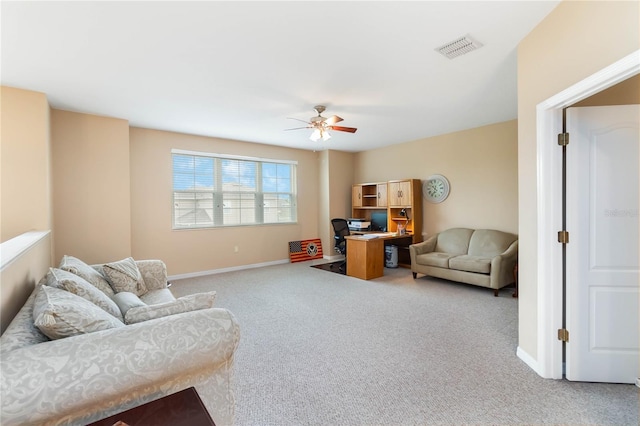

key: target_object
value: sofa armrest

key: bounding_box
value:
[409,235,437,271]
[490,240,519,288]
[410,235,437,257]
[0,308,240,425]
[136,259,169,291]
[502,240,518,260]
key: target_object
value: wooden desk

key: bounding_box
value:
[345,233,413,280]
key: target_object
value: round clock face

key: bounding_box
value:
[423,174,450,203]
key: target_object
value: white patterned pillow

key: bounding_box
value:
[112,291,147,317]
[33,286,124,340]
[125,291,217,324]
[59,255,114,297]
[48,268,123,321]
[102,257,148,296]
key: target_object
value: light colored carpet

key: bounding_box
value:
[171,261,638,425]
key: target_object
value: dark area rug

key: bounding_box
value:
[310,261,346,275]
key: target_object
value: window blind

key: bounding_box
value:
[172,150,297,229]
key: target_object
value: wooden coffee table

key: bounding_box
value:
[88,387,215,426]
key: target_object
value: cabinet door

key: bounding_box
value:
[352,185,363,207]
[388,182,401,206]
[389,181,412,206]
[399,180,412,205]
[377,183,387,207]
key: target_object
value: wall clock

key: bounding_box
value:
[423,174,450,203]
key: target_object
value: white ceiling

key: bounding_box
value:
[1,1,560,152]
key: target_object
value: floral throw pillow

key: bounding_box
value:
[102,257,148,296]
[59,255,114,297]
[33,286,124,340]
[48,268,123,321]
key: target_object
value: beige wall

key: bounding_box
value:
[327,150,355,221]
[129,127,320,276]
[517,0,639,360]
[0,86,54,332]
[1,86,51,242]
[51,110,131,265]
[354,120,518,237]
[318,151,331,255]
[319,150,355,256]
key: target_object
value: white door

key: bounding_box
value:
[566,105,639,383]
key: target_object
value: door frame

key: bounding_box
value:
[535,50,640,379]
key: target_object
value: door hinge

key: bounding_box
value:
[558,328,570,342]
[558,132,569,146]
[558,231,569,244]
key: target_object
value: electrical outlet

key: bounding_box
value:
[234,246,239,253]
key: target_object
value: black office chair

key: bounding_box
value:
[331,218,350,273]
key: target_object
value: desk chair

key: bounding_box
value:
[331,218,350,273]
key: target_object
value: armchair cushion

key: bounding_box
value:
[449,255,492,274]
[102,257,148,296]
[434,228,474,254]
[416,252,458,268]
[33,286,125,340]
[468,229,517,257]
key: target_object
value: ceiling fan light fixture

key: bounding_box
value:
[309,129,321,142]
[289,105,356,143]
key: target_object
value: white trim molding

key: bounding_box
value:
[535,49,640,379]
[517,346,541,376]
[168,259,290,281]
[0,230,51,271]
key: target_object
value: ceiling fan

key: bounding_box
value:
[286,105,357,142]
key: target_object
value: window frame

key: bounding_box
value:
[171,149,298,230]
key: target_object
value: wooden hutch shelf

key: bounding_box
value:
[351,179,423,267]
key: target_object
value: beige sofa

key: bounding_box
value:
[0,257,240,426]
[409,228,518,296]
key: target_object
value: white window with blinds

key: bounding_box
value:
[172,149,297,229]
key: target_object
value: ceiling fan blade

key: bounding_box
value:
[329,125,357,133]
[287,117,312,124]
[284,126,312,131]
[325,115,344,126]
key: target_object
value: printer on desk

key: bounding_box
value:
[347,218,371,232]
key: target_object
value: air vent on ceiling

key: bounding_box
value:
[435,34,483,59]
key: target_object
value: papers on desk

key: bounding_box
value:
[359,232,393,239]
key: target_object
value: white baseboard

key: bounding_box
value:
[168,259,289,281]
[636,378,639,388]
[517,346,542,376]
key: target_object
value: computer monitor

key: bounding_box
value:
[370,211,388,232]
